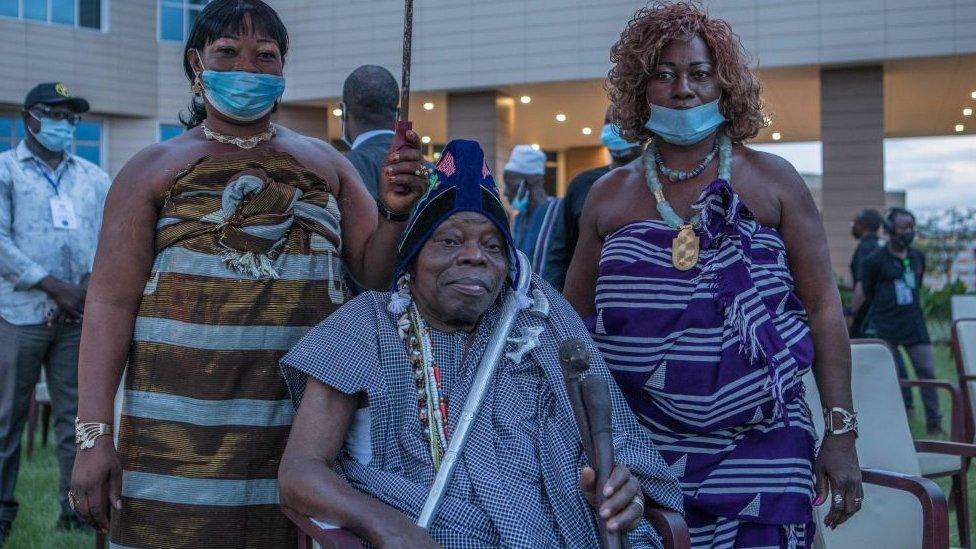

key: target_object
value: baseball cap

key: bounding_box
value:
[23,82,90,113]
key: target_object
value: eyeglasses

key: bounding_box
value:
[30,107,81,125]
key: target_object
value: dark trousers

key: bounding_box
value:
[887,341,942,429]
[0,318,81,525]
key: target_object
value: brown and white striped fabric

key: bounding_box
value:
[110,150,347,549]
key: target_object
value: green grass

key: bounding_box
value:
[4,346,974,548]
[5,433,94,549]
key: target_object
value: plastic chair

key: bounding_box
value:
[951,296,976,322]
[802,340,956,548]
[283,499,691,548]
[25,371,52,458]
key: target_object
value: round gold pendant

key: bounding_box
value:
[671,224,700,271]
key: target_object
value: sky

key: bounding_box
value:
[751,135,976,215]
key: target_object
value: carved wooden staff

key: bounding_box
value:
[559,338,625,549]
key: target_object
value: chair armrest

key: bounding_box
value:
[914,439,976,459]
[644,503,691,549]
[281,506,364,549]
[960,374,976,382]
[899,379,966,442]
[860,468,949,549]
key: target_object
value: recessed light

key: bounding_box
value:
[423,102,434,111]
[332,108,342,117]
[956,124,965,133]
[421,135,431,144]
[965,108,973,117]
[771,132,782,141]
[531,144,541,151]
[581,127,593,135]
[555,113,567,122]
[971,91,976,100]
[520,95,531,104]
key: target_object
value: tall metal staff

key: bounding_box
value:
[392,0,414,157]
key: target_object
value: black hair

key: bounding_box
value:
[884,207,916,233]
[856,208,883,232]
[342,65,399,129]
[180,0,289,129]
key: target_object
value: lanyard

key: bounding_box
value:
[34,159,64,195]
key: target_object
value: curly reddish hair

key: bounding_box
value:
[608,1,767,144]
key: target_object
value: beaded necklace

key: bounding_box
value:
[654,137,719,182]
[643,131,733,270]
[402,303,449,469]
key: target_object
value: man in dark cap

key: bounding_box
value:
[0,83,110,541]
[341,65,400,199]
[278,140,682,548]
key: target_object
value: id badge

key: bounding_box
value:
[49,197,78,230]
[894,279,914,306]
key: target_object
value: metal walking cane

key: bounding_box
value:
[391,0,414,161]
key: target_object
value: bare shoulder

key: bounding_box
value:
[737,146,807,192]
[272,126,348,189]
[589,159,644,203]
[112,136,202,203]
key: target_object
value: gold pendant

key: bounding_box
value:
[672,224,700,271]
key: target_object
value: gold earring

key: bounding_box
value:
[191,76,202,95]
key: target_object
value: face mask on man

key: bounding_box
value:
[29,112,74,153]
[193,50,286,123]
[511,180,529,214]
[644,99,726,146]
[896,230,915,247]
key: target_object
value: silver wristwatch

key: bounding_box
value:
[823,407,858,437]
[75,417,113,449]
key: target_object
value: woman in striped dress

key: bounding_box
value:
[565,3,861,547]
[68,1,428,547]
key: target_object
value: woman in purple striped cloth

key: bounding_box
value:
[564,2,861,547]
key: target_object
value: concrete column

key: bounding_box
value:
[820,66,886,283]
[446,91,514,178]
[274,105,328,140]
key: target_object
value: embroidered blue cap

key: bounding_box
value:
[392,139,519,289]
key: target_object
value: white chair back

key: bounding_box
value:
[954,319,976,432]
[803,341,925,548]
[951,295,976,322]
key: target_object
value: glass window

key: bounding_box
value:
[72,121,102,166]
[52,0,75,25]
[159,123,183,142]
[3,0,103,30]
[78,0,100,29]
[0,117,14,153]
[23,0,47,21]
[0,0,17,17]
[160,0,210,42]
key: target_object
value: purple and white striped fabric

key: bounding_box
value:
[588,179,817,548]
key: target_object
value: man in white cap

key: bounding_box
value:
[502,145,560,273]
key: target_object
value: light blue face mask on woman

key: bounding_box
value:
[200,70,286,122]
[644,99,726,146]
[29,114,74,153]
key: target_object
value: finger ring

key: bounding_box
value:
[832,493,844,506]
[414,168,422,177]
[421,166,433,178]
[631,494,645,513]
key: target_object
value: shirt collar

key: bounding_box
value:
[351,129,395,150]
[15,139,75,167]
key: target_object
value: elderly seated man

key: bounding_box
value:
[278,140,682,548]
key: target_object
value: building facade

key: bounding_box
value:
[2,0,973,279]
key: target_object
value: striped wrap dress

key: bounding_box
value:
[110,150,347,548]
[588,179,817,548]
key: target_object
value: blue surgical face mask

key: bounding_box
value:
[511,181,529,214]
[200,69,286,122]
[644,99,726,146]
[29,113,74,153]
[600,123,637,152]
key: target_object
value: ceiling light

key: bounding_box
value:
[332,108,342,117]
[965,108,973,117]
[520,95,531,104]
[433,152,441,160]
[581,127,593,135]
[956,124,965,133]
[531,144,541,151]
[771,132,782,141]
[971,91,976,99]
[555,113,567,122]
[421,135,431,144]
[423,102,434,111]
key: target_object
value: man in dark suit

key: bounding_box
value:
[340,65,399,199]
